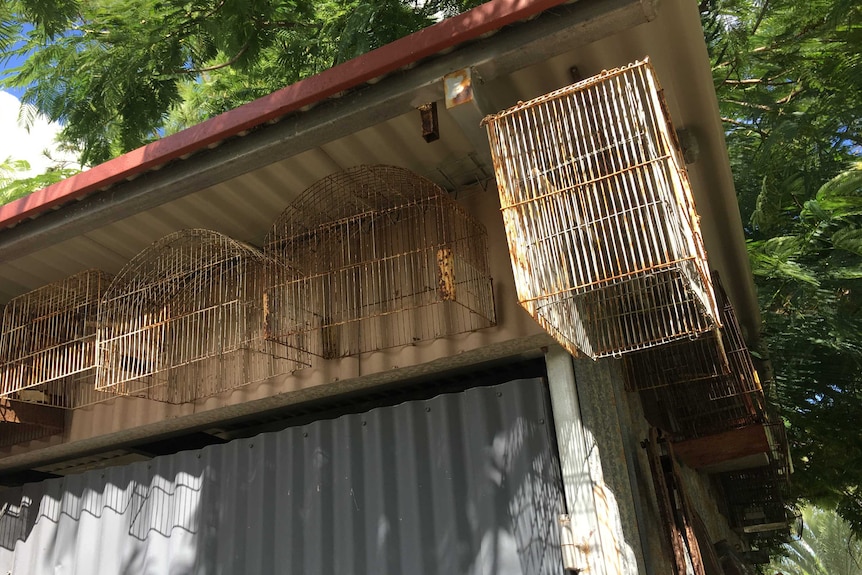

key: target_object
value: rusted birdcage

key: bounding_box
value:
[721,458,793,535]
[96,229,308,403]
[484,59,718,358]
[0,270,113,408]
[623,273,761,399]
[625,273,764,439]
[720,400,798,541]
[264,165,496,358]
[645,383,765,440]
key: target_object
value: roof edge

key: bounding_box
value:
[0,0,571,231]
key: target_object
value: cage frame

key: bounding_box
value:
[96,229,308,404]
[264,164,497,359]
[623,272,761,398]
[626,273,766,440]
[0,269,115,409]
[484,58,719,358]
[719,399,795,537]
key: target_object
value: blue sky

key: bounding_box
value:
[1,23,31,99]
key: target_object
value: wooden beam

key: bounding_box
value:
[0,399,65,430]
[672,424,770,469]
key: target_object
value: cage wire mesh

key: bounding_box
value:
[484,58,719,359]
[627,273,766,439]
[623,272,761,398]
[720,443,795,538]
[264,165,496,358]
[0,270,114,408]
[96,229,308,404]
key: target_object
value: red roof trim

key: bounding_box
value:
[0,0,569,230]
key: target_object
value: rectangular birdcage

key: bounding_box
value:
[624,273,761,398]
[96,230,308,404]
[721,461,794,535]
[644,382,766,440]
[0,270,114,408]
[484,59,719,358]
[716,395,794,536]
[626,273,765,439]
[264,165,496,358]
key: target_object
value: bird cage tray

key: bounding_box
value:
[0,270,114,408]
[484,58,719,358]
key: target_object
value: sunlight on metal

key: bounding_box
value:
[264,165,496,358]
[96,229,308,403]
[485,59,718,359]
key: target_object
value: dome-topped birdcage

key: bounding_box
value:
[0,269,113,408]
[96,229,308,403]
[484,59,719,359]
[264,165,496,358]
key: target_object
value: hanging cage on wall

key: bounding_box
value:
[0,269,113,408]
[721,458,794,537]
[623,273,761,396]
[625,273,765,439]
[484,58,719,358]
[96,229,308,403]
[264,165,496,358]
[719,400,799,543]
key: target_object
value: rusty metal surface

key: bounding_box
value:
[96,229,308,403]
[0,270,114,408]
[484,59,719,359]
[718,404,796,542]
[264,165,496,358]
[625,273,769,440]
[0,378,565,574]
[644,429,707,575]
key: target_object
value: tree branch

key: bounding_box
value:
[722,116,768,137]
[724,78,796,86]
[723,99,773,112]
[183,42,250,74]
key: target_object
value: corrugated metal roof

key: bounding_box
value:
[0,0,576,231]
[0,378,565,574]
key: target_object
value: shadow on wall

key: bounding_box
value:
[0,462,206,573]
[0,378,565,574]
[554,417,641,575]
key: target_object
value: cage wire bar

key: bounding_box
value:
[720,423,795,540]
[0,270,114,408]
[626,273,766,439]
[484,58,719,359]
[96,229,308,404]
[623,272,761,398]
[264,165,496,358]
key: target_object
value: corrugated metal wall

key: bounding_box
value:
[0,377,564,574]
